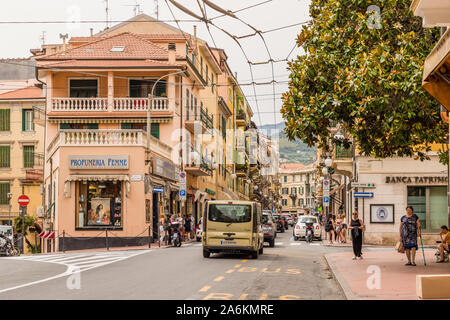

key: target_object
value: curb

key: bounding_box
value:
[323,254,358,300]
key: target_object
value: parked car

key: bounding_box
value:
[293,215,322,241]
[262,212,276,247]
[272,214,285,233]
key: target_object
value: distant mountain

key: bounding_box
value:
[258,122,317,165]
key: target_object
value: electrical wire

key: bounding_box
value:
[209,0,273,20]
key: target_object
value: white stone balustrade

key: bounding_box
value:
[52,98,108,111]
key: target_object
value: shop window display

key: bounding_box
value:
[76,181,123,229]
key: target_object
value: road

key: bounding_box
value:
[0,229,347,300]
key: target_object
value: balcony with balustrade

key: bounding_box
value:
[185,105,214,134]
[47,129,173,160]
[184,152,213,176]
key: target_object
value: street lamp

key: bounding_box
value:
[325,157,333,168]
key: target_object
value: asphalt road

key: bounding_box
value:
[0,228,347,300]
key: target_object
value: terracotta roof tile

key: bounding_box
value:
[0,86,44,100]
[40,59,181,68]
[279,163,306,171]
[38,32,182,61]
[69,33,190,44]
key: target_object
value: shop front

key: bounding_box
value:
[57,151,149,251]
[353,156,448,245]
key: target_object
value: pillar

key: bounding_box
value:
[108,71,114,112]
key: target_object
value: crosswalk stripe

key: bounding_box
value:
[276,242,283,245]
[290,243,302,246]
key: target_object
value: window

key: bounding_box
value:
[110,46,125,52]
[282,199,287,206]
[206,65,209,85]
[0,182,10,205]
[120,123,159,139]
[76,181,123,228]
[22,109,34,132]
[208,204,251,223]
[211,74,214,93]
[291,187,297,194]
[284,176,287,183]
[0,109,10,131]
[23,146,34,168]
[200,56,203,76]
[0,146,10,168]
[129,79,166,98]
[186,88,190,120]
[60,123,98,130]
[69,79,98,98]
[407,186,447,232]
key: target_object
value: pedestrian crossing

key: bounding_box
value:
[191,242,322,247]
[6,250,150,273]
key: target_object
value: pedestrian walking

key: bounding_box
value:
[399,206,421,266]
[185,214,192,241]
[335,214,343,243]
[341,214,348,243]
[325,214,335,244]
[349,211,365,259]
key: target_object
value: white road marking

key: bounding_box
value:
[0,250,151,294]
[276,242,283,246]
[290,243,302,246]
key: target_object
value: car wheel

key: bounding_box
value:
[203,249,210,258]
[294,236,299,241]
[269,238,275,247]
[196,237,201,242]
[251,250,259,259]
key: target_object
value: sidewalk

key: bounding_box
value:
[26,239,197,256]
[325,249,449,300]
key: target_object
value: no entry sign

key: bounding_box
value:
[18,195,30,207]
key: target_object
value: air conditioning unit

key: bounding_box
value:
[37,206,44,218]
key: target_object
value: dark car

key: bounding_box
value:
[272,214,285,233]
[280,215,289,230]
[262,211,276,247]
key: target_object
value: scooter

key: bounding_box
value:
[170,221,182,247]
[0,233,20,256]
[305,222,314,243]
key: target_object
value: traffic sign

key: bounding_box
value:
[354,192,374,198]
[18,195,30,207]
[179,190,186,197]
[323,196,329,207]
[352,183,376,188]
[179,171,187,201]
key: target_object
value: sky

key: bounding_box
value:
[0,0,311,127]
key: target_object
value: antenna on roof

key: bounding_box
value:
[40,31,46,45]
[154,0,159,20]
[125,1,143,17]
[104,0,110,29]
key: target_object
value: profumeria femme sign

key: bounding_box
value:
[69,155,129,170]
[385,176,448,184]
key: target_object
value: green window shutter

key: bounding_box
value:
[150,123,160,139]
[121,123,132,129]
[0,182,10,205]
[0,109,10,131]
[0,146,10,168]
[22,109,26,131]
[24,146,34,168]
[88,124,98,129]
[60,123,71,130]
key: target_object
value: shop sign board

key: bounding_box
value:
[351,183,376,188]
[69,155,129,170]
[130,174,143,182]
[153,187,164,193]
[152,156,176,181]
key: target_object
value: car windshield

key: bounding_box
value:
[272,215,279,221]
[208,204,252,223]
[299,217,317,224]
[262,214,269,224]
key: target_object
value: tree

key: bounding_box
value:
[14,215,37,253]
[281,0,447,160]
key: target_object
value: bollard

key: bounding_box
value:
[148,226,151,248]
[105,229,109,251]
[62,230,65,253]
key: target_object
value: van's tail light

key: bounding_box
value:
[316,225,320,230]
[296,225,300,229]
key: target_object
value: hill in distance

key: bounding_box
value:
[258,122,316,165]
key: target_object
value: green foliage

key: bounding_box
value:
[282,0,447,161]
[14,215,36,237]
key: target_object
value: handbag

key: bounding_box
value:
[395,241,405,253]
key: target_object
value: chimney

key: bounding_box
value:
[90,28,94,36]
[59,33,69,52]
[168,43,176,64]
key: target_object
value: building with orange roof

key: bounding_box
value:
[31,14,261,252]
[0,85,45,254]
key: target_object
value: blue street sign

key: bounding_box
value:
[354,192,374,198]
[323,196,329,203]
[153,187,164,193]
[180,190,186,197]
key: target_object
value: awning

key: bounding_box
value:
[149,175,165,187]
[217,190,233,200]
[330,184,345,196]
[38,231,46,238]
[422,28,450,110]
[45,231,55,239]
[169,182,179,191]
[66,175,129,182]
